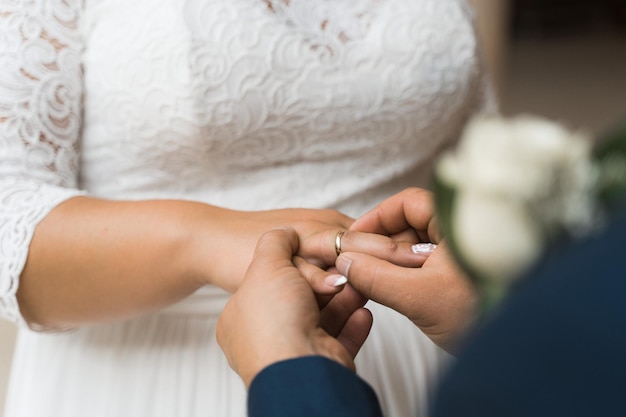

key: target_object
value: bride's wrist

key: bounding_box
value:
[182,204,255,291]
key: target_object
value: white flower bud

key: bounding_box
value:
[453,190,544,283]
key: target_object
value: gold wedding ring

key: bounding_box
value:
[334,231,345,256]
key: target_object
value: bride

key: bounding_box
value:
[0,1,493,416]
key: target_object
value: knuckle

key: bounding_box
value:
[385,238,399,254]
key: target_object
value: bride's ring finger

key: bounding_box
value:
[334,230,435,268]
[334,231,345,256]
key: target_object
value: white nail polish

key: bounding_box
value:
[411,243,437,254]
[328,275,348,287]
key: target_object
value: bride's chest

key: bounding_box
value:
[82,0,475,100]
[80,0,478,157]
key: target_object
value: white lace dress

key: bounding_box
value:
[0,1,492,416]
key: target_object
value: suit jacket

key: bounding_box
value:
[432,211,626,417]
[248,212,626,417]
[248,356,383,417]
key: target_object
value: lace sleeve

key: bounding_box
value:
[0,0,85,325]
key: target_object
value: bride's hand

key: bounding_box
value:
[191,208,354,292]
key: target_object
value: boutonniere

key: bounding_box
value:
[434,114,626,313]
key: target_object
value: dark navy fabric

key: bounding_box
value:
[433,213,626,417]
[248,356,383,417]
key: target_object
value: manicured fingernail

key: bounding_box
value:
[411,243,437,254]
[326,274,348,287]
[335,255,352,278]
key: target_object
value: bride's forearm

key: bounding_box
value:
[17,196,354,330]
[17,196,239,330]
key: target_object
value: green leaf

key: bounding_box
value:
[593,122,626,208]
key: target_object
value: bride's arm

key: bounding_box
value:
[18,197,352,330]
[18,197,213,329]
[0,2,352,332]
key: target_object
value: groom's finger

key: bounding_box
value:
[335,307,373,359]
[293,257,347,304]
[350,188,440,241]
[250,228,299,265]
[319,284,368,337]
[335,251,425,318]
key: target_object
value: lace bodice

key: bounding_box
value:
[1,0,492,324]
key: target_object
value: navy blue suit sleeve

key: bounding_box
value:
[433,213,626,417]
[248,356,384,417]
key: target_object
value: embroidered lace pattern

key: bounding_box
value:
[1,0,491,325]
[80,0,489,204]
[263,0,379,56]
[0,0,85,324]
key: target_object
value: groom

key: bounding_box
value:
[217,188,626,417]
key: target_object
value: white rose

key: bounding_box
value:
[448,115,592,200]
[453,190,544,283]
[437,113,596,286]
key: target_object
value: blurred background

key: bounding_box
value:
[473,0,626,135]
[1,0,625,412]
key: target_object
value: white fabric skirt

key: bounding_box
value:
[4,292,451,417]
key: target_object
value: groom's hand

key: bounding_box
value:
[217,228,373,388]
[337,188,477,353]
